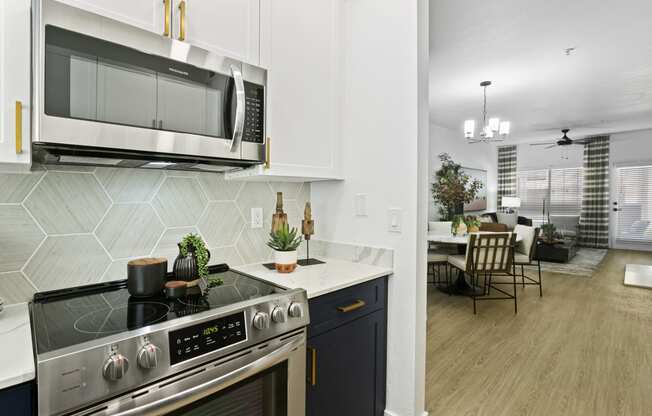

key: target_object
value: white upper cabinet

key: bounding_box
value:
[0,0,31,169]
[172,0,261,66]
[53,0,168,36]
[227,0,342,182]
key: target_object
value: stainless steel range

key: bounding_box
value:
[30,266,309,416]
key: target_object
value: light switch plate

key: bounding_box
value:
[251,207,263,229]
[388,208,402,233]
[355,193,368,217]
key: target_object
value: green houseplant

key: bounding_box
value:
[431,153,483,221]
[268,223,302,273]
[541,223,557,244]
[174,233,211,282]
[464,216,481,233]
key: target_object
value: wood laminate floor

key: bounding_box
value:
[426,249,652,416]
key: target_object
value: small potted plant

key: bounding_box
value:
[541,223,557,244]
[268,223,302,273]
[174,233,210,281]
[465,216,481,233]
[452,215,467,236]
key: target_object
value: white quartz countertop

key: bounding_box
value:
[0,303,35,390]
[233,257,393,298]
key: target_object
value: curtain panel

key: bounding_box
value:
[578,136,610,248]
[497,145,517,209]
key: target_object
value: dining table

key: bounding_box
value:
[427,231,524,295]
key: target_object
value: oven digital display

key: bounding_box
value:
[169,311,247,365]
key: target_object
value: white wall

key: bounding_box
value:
[311,1,428,415]
[428,124,498,220]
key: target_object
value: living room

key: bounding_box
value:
[426,0,652,414]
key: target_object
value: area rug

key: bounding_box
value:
[537,248,608,277]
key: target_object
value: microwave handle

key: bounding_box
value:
[230,65,246,153]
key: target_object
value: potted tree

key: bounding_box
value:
[431,153,483,221]
[268,223,302,273]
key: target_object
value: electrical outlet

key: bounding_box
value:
[388,208,402,233]
[251,207,263,229]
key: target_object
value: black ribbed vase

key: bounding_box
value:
[173,244,210,281]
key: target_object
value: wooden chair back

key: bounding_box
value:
[466,232,516,274]
[479,222,508,232]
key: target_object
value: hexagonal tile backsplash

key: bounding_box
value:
[0,166,309,306]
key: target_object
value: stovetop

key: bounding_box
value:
[31,267,284,354]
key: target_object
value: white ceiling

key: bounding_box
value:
[429,0,652,144]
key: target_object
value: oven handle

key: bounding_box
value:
[230,65,246,153]
[109,336,302,416]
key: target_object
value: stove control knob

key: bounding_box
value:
[252,312,270,330]
[137,342,161,369]
[102,352,129,381]
[288,302,304,319]
[271,306,287,324]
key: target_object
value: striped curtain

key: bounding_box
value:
[497,145,517,209]
[578,136,610,248]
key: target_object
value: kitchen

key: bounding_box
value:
[0,1,429,416]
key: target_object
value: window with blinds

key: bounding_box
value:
[516,169,549,225]
[616,165,652,243]
[550,168,584,216]
[516,167,584,225]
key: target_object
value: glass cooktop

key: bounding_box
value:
[30,268,283,354]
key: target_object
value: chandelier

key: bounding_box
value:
[464,81,510,143]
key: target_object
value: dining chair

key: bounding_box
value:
[428,221,453,285]
[513,225,543,296]
[479,222,508,232]
[447,232,518,314]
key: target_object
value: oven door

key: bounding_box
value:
[73,331,305,416]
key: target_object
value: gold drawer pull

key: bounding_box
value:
[307,346,317,386]
[337,299,366,313]
[15,101,22,154]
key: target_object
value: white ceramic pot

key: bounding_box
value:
[274,250,298,273]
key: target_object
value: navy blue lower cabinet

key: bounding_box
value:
[0,381,34,415]
[306,277,387,416]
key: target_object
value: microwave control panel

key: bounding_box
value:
[243,82,265,144]
[168,311,247,365]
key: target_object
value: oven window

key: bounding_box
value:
[167,363,288,416]
[44,25,232,139]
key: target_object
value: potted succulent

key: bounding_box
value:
[268,223,302,273]
[465,216,481,233]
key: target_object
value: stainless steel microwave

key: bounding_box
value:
[32,0,266,171]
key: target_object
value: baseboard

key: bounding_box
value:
[384,410,429,416]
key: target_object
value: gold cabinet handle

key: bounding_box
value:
[307,346,317,386]
[265,137,271,169]
[337,299,366,313]
[178,0,186,41]
[163,0,171,37]
[15,101,23,154]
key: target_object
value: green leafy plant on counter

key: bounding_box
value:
[179,233,210,279]
[267,223,302,251]
[464,215,481,230]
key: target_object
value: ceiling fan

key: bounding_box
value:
[530,129,589,149]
